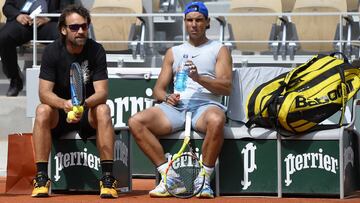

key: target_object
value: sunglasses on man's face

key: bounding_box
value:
[66,23,88,32]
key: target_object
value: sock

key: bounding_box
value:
[203,164,214,183]
[157,162,168,178]
[101,160,114,176]
[36,162,48,175]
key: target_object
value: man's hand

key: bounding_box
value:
[16,14,32,25]
[66,111,82,123]
[64,100,83,123]
[187,61,200,82]
[64,100,73,113]
[164,93,180,106]
[35,17,50,27]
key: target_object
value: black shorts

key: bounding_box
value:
[51,109,96,139]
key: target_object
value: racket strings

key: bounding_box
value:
[71,65,84,104]
[166,153,204,198]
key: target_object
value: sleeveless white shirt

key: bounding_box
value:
[172,40,223,103]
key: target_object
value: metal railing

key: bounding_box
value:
[31,12,360,68]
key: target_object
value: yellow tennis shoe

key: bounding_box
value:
[31,172,50,197]
[100,175,118,198]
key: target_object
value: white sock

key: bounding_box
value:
[203,165,214,183]
[157,162,168,177]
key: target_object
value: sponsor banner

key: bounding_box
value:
[108,78,157,176]
[342,132,358,196]
[281,140,340,194]
[51,130,131,192]
[113,130,131,191]
[107,78,156,128]
[219,139,277,195]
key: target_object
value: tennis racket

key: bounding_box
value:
[164,112,205,198]
[67,62,85,122]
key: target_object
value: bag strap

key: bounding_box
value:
[329,52,349,63]
[283,52,347,87]
[245,84,286,128]
[337,65,347,126]
[282,55,321,86]
[333,52,350,126]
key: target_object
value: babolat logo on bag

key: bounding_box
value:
[246,52,360,134]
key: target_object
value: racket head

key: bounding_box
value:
[69,62,84,106]
[164,152,205,198]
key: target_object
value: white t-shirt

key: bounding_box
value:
[172,40,223,103]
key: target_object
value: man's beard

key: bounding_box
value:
[74,37,87,46]
[69,35,87,47]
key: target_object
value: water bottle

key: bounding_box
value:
[174,54,189,92]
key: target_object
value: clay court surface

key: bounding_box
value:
[0,177,359,203]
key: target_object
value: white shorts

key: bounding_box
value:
[157,99,226,132]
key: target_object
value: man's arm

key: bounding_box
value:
[39,78,72,112]
[153,48,175,103]
[85,79,108,108]
[3,0,34,25]
[189,46,233,96]
[3,0,21,21]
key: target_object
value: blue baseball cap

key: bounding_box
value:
[184,1,208,18]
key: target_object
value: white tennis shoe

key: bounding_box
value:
[194,175,214,198]
[149,175,186,197]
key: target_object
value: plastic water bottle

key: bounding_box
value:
[174,55,189,92]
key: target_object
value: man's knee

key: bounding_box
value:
[128,114,137,128]
[128,115,140,131]
[128,114,148,139]
[38,22,59,40]
[0,30,10,46]
[0,22,30,46]
[35,104,53,118]
[207,111,226,127]
[94,104,111,121]
[34,104,56,126]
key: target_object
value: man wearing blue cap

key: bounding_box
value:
[129,1,232,198]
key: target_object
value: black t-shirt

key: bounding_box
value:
[40,38,108,100]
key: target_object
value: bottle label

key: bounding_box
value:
[174,54,190,92]
[174,69,187,92]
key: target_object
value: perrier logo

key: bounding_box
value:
[284,148,338,186]
[54,148,101,181]
[241,143,257,190]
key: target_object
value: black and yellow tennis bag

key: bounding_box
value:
[245,52,360,135]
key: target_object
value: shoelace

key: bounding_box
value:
[165,176,178,189]
[34,174,50,188]
[101,175,116,188]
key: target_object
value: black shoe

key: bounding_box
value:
[6,76,23,96]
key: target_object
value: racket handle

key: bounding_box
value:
[185,112,192,136]
[172,136,190,160]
